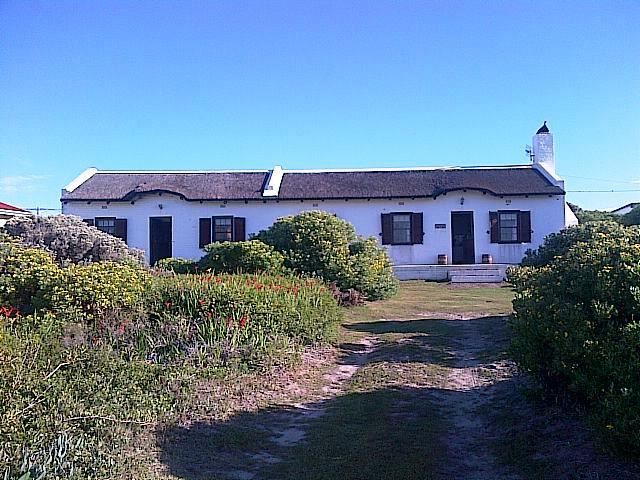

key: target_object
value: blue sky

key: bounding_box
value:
[1,1,638,211]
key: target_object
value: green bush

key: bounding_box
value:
[521,221,640,267]
[0,241,59,313]
[567,202,620,224]
[256,211,396,300]
[156,257,197,274]
[0,313,176,479]
[255,211,354,282]
[341,238,398,301]
[46,262,150,319]
[3,215,144,266]
[199,240,285,274]
[509,229,640,454]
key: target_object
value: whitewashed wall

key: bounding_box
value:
[62,191,567,265]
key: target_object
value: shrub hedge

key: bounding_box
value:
[199,240,285,275]
[3,215,144,265]
[522,221,640,267]
[256,211,397,300]
[510,225,640,454]
[0,236,343,478]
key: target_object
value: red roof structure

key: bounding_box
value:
[0,201,28,212]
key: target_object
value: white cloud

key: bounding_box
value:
[0,175,47,194]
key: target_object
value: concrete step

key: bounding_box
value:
[448,269,501,277]
[450,274,504,283]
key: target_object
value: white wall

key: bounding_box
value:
[62,191,567,265]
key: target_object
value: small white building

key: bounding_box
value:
[611,203,638,216]
[61,124,577,277]
[0,201,31,227]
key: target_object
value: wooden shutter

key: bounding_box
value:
[114,218,128,243]
[411,212,424,244]
[83,218,95,227]
[519,211,532,243]
[233,217,246,241]
[489,212,499,243]
[381,213,393,245]
[199,218,212,248]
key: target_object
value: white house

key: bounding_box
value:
[61,124,577,279]
[611,202,638,216]
[0,201,32,227]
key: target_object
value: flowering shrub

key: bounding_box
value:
[0,241,59,313]
[46,262,150,319]
[139,273,342,365]
[3,214,144,265]
[199,240,285,274]
[255,211,397,300]
[509,228,640,454]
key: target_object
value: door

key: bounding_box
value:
[149,217,172,265]
[451,212,475,264]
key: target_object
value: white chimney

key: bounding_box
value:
[532,121,555,175]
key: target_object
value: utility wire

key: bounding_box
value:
[560,174,640,185]
[567,189,640,193]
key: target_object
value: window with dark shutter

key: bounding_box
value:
[489,212,499,243]
[233,217,246,241]
[519,211,532,243]
[199,218,212,248]
[411,212,424,245]
[381,214,393,245]
[382,212,424,245]
[114,219,127,243]
[490,210,532,244]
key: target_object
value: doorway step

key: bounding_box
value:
[393,264,508,282]
[448,265,505,283]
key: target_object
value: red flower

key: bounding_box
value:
[0,305,19,318]
[164,301,172,309]
[215,277,222,283]
[226,316,234,328]
[199,299,206,305]
[239,316,249,328]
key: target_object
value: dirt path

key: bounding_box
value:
[428,317,519,480]
[157,308,640,480]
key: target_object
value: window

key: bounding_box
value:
[490,210,531,244]
[499,212,518,242]
[95,217,116,236]
[200,216,246,247]
[381,212,423,245]
[213,216,233,242]
[392,214,412,244]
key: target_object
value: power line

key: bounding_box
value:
[560,174,640,185]
[567,189,640,193]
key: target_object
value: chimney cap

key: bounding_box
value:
[536,121,550,134]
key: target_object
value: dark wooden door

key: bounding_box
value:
[149,217,172,265]
[451,212,475,264]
